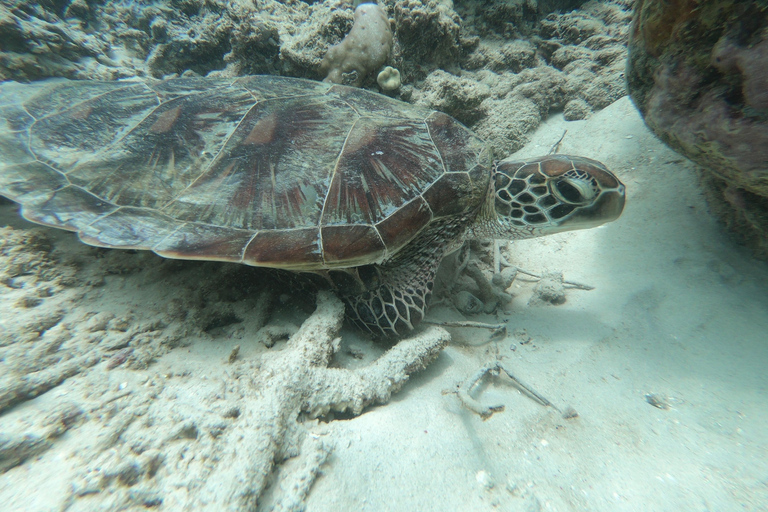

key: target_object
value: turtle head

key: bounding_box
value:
[485,155,625,239]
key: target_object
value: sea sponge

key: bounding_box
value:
[320,3,392,87]
[377,65,401,90]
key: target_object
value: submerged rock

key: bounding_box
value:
[627,0,768,258]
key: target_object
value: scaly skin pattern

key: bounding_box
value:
[345,217,469,337]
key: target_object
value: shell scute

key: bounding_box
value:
[22,185,117,231]
[0,161,67,205]
[243,228,322,268]
[321,224,386,266]
[235,75,333,100]
[152,222,254,262]
[23,80,134,119]
[467,162,488,189]
[425,112,487,174]
[0,102,34,132]
[29,83,158,166]
[329,84,432,119]
[0,106,35,171]
[147,76,237,99]
[66,87,256,210]
[78,206,179,249]
[165,97,356,231]
[422,172,476,218]
[322,117,442,226]
[375,196,432,253]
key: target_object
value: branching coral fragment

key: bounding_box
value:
[194,291,450,509]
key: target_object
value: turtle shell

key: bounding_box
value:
[0,76,490,270]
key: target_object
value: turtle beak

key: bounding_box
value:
[606,183,626,220]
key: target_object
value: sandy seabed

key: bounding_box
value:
[1,96,766,511]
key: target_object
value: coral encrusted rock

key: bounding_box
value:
[626,0,768,258]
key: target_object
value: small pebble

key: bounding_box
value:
[454,290,484,314]
[645,393,670,410]
[476,470,495,490]
[228,345,240,363]
[346,344,366,359]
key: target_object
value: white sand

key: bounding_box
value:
[1,96,767,511]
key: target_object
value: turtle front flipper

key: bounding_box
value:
[344,259,438,338]
[344,261,437,337]
[341,218,467,337]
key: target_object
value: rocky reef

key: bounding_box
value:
[0,0,634,157]
[626,0,768,258]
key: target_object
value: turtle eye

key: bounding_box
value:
[552,177,597,205]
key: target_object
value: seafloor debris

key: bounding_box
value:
[454,360,576,421]
[0,403,83,472]
[434,239,594,323]
[153,292,448,510]
[645,393,671,410]
[0,283,449,510]
[529,270,567,306]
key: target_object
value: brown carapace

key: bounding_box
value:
[0,76,625,337]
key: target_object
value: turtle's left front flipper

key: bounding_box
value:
[343,217,467,337]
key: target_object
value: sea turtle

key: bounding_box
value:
[0,75,625,337]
